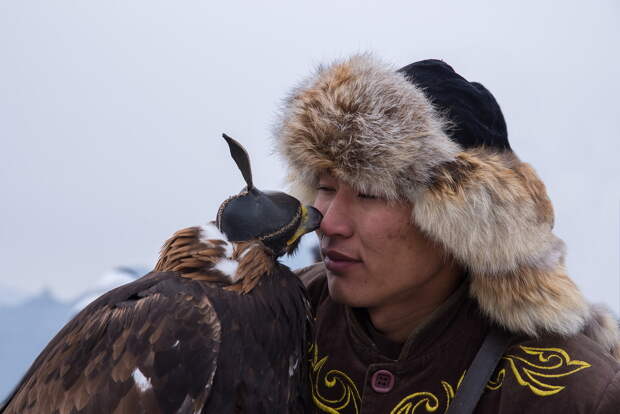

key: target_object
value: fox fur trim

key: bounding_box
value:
[273,54,610,339]
[275,54,461,202]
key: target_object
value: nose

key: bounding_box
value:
[314,191,354,239]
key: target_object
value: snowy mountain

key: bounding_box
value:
[0,284,40,307]
[71,266,149,312]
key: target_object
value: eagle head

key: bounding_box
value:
[216,134,322,257]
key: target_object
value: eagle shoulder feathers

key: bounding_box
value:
[1,223,311,414]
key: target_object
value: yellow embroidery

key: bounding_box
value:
[390,372,465,414]
[391,346,590,413]
[485,368,504,391]
[311,344,590,414]
[310,343,362,414]
[487,346,591,396]
[389,392,440,414]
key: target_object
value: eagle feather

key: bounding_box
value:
[1,224,311,413]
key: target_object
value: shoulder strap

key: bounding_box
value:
[446,327,512,414]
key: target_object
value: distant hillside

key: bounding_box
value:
[0,267,145,400]
[0,289,74,400]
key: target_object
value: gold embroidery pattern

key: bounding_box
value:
[391,346,590,413]
[311,344,590,414]
[487,346,591,396]
[485,368,504,391]
[309,343,362,414]
[389,391,440,414]
[389,372,465,414]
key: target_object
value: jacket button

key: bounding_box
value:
[371,369,395,393]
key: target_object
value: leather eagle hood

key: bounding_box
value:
[273,54,620,357]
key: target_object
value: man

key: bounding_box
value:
[273,54,620,413]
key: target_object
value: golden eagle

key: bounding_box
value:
[1,135,322,414]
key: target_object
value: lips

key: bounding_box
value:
[322,249,361,273]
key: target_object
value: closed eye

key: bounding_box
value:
[317,186,335,192]
[358,192,377,200]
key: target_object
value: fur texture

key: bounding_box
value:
[275,54,460,202]
[582,304,620,359]
[273,54,618,346]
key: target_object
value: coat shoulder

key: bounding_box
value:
[594,370,620,414]
[295,263,328,314]
[480,331,620,413]
[295,262,326,287]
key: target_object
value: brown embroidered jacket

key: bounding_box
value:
[298,264,620,414]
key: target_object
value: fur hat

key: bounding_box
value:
[273,54,618,347]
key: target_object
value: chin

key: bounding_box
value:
[326,273,372,308]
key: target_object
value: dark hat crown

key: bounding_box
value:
[398,59,510,151]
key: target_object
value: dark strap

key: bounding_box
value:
[446,328,512,414]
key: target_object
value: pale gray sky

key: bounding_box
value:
[1,1,618,313]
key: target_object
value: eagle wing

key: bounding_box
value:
[1,272,222,414]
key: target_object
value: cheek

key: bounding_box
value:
[364,221,441,278]
[360,214,412,251]
[313,191,332,215]
[313,200,324,216]
[398,232,446,280]
[385,223,415,242]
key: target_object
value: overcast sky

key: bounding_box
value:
[1,1,618,313]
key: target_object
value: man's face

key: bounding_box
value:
[313,173,454,308]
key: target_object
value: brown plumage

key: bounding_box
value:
[155,225,275,294]
[1,223,313,414]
